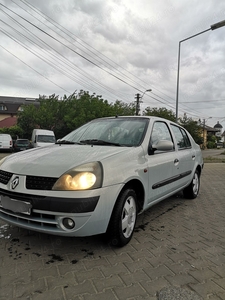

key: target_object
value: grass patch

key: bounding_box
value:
[204,156,225,163]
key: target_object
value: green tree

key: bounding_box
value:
[0,125,24,140]
[179,114,203,144]
[143,107,176,122]
[62,91,115,131]
[16,90,136,139]
[17,104,38,139]
[17,94,69,139]
[111,100,136,116]
[207,134,216,149]
[36,94,61,130]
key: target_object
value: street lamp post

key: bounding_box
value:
[175,20,225,123]
[135,89,152,115]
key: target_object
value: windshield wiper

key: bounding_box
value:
[55,140,81,145]
[80,139,121,146]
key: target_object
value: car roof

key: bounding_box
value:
[93,115,177,124]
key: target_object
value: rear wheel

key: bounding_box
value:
[183,169,200,199]
[107,188,137,247]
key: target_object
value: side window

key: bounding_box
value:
[180,128,191,147]
[171,125,191,149]
[150,121,173,149]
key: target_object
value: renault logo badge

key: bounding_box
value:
[11,176,19,190]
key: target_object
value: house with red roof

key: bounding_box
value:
[0,96,39,128]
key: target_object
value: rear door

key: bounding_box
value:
[170,124,195,189]
[0,135,12,150]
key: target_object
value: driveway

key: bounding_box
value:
[0,159,225,299]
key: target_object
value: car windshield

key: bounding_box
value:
[37,135,55,143]
[16,140,29,145]
[60,117,149,147]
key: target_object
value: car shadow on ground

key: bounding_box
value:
[0,192,186,266]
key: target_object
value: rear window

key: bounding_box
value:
[170,125,191,149]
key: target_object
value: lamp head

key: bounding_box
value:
[211,20,225,30]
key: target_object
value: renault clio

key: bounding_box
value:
[0,116,203,246]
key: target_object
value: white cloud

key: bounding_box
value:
[0,0,225,129]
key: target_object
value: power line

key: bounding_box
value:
[19,0,150,91]
[0,44,72,94]
[0,1,181,110]
[0,15,129,102]
[0,3,144,93]
[0,1,223,122]
[12,0,179,106]
[180,99,225,103]
[0,8,137,102]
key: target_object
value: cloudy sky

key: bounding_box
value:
[0,0,225,129]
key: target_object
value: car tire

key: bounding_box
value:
[183,169,200,199]
[107,188,137,247]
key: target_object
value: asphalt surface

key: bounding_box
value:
[0,153,225,299]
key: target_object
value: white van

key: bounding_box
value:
[31,129,55,148]
[0,134,13,151]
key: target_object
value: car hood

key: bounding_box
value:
[1,144,131,177]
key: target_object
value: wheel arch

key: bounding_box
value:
[106,179,145,246]
[116,179,145,214]
[196,164,202,177]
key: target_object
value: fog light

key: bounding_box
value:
[62,218,75,229]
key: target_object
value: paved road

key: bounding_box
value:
[0,161,225,299]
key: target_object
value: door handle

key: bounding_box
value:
[174,158,179,164]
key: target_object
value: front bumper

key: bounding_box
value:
[0,184,122,237]
[0,188,99,213]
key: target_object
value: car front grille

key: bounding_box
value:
[0,170,13,185]
[26,175,57,190]
[0,170,57,190]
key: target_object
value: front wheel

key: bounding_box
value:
[183,169,200,199]
[107,188,137,247]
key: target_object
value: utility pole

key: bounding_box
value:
[135,93,141,115]
[135,89,152,115]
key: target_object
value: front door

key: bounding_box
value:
[146,121,177,204]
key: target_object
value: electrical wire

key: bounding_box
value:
[0,3,144,93]
[0,43,72,94]
[0,1,224,121]
[13,0,181,106]
[0,2,184,110]
[0,8,135,102]
[19,0,151,91]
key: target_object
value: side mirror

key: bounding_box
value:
[148,140,174,155]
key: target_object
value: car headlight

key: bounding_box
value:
[52,162,103,191]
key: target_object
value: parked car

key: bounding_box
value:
[13,139,31,152]
[216,142,223,149]
[31,129,55,148]
[0,116,203,246]
[0,134,13,152]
